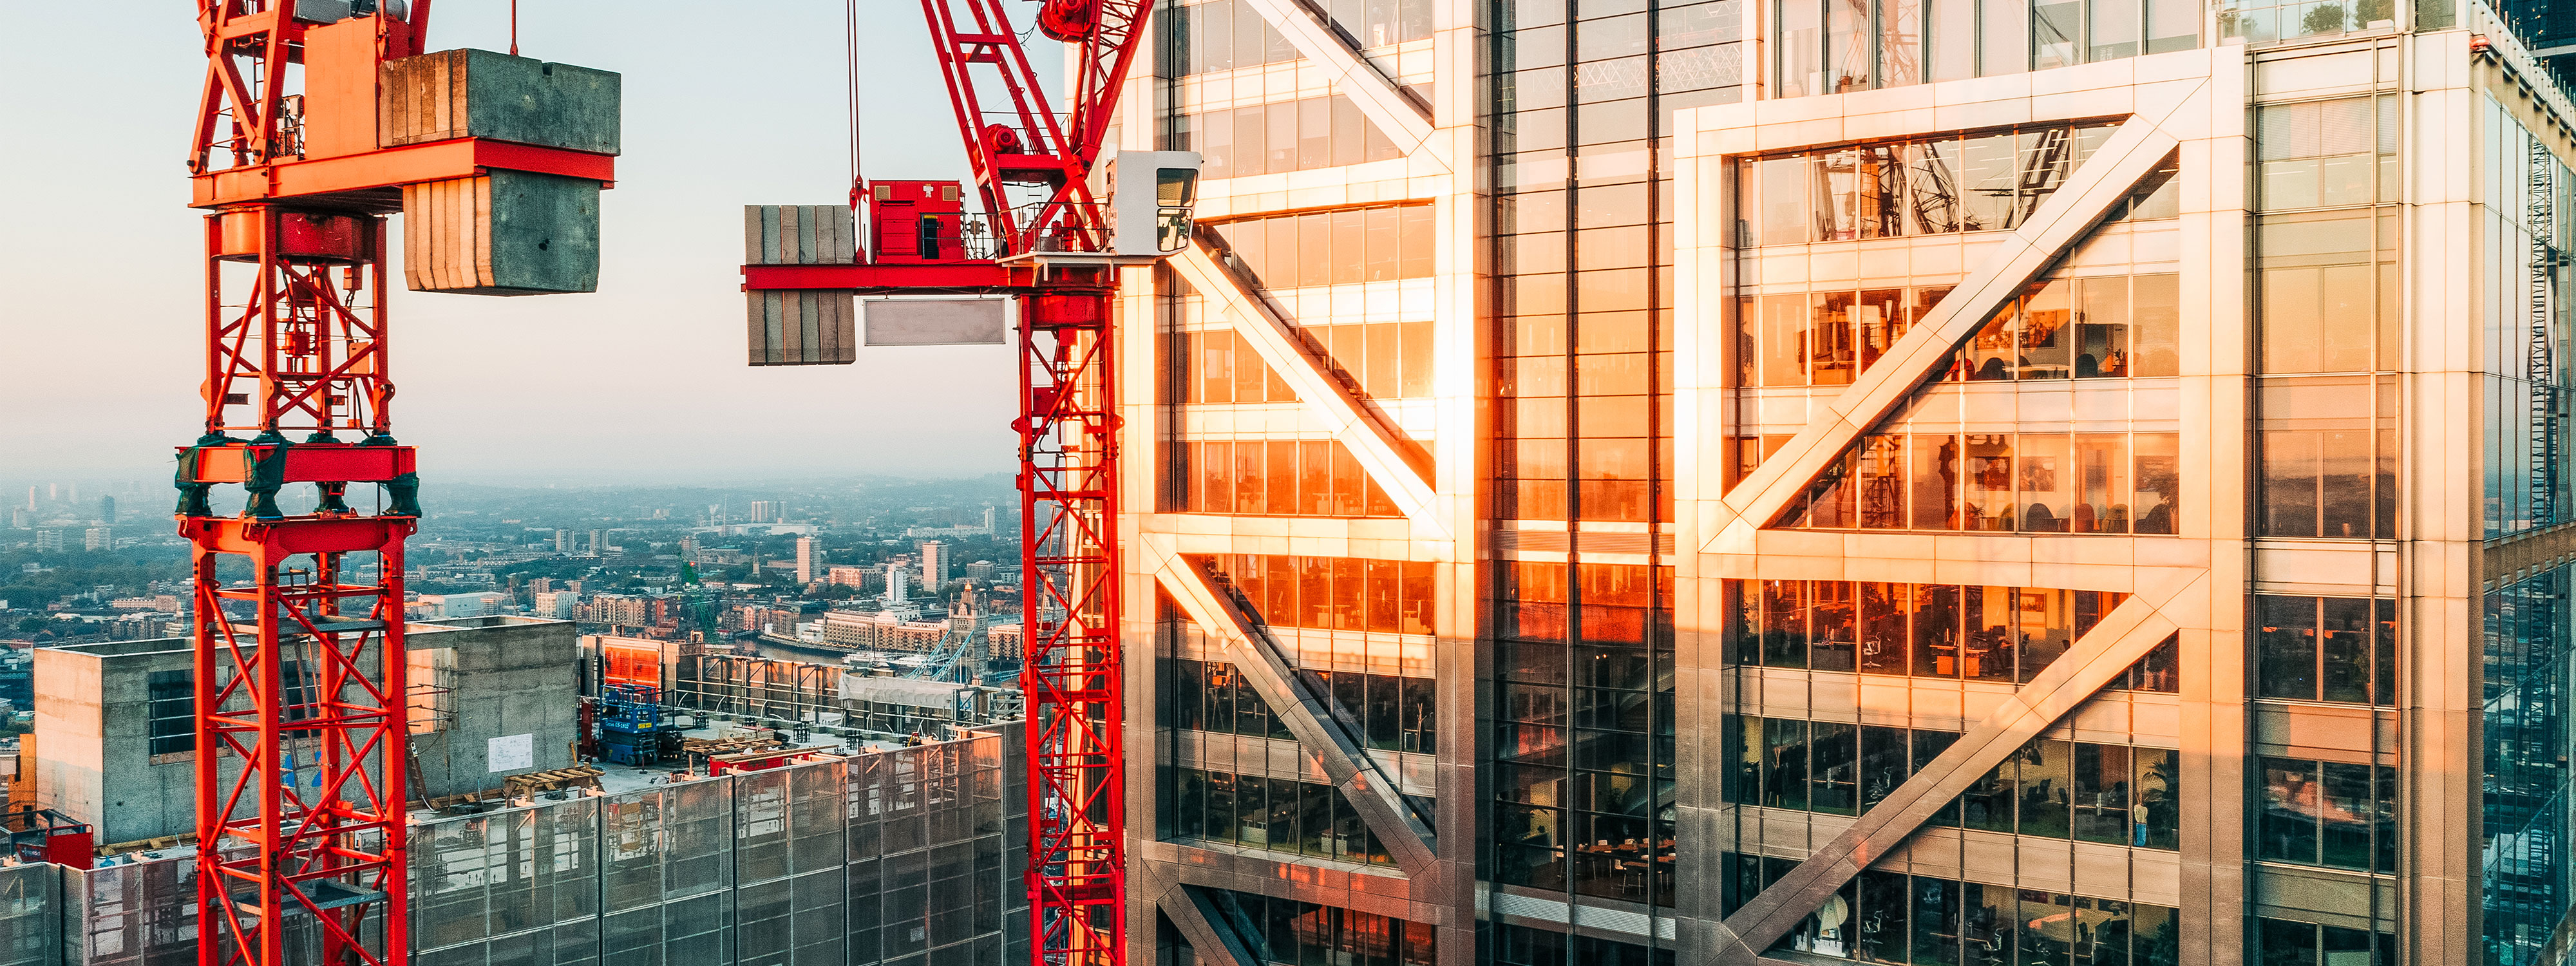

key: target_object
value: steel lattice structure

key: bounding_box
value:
[743,3,1155,963]
[178,5,613,965]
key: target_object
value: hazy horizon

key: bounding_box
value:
[0,3,1044,484]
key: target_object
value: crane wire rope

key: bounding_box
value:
[848,0,866,213]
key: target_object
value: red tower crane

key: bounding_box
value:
[741,2,1187,963]
[178,5,614,965]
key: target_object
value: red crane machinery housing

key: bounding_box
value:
[178,4,615,965]
[741,1,1197,963]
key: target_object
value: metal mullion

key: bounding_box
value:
[1562,0,1586,913]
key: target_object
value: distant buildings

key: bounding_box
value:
[554,528,574,553]
[533,591,578,620]
[749,500,783,523]
[415,592,506,620]
[95,496,114,525]
[33,531,61,553]
[796,536,817,584]
[827,565,873,591]
[82,528,111,552]
[918,540,947,587]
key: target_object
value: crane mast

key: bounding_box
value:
[743,3,1179,963]
[178,5,616,965]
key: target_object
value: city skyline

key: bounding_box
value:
[0,1,1034,484]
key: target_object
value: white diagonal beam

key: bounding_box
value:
[1710,568,2208,965]
[1707,82,2206,554]
[1170,243,1448,539]
[1139,864,1260,966]
[1144,533,1439,873]
[1234,0,1441,166]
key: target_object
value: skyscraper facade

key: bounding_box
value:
[1117,1,2576,965]
[921,540,950,587]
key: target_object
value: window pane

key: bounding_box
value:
[1765,580,1810,667]
[2130,274,2180,375]
[2016,741,2071,838]
[2257,595,2321,701]
[2257,757,2319,864]
[1829,0,1873,91]
[1927,0,1975,80]
[2071,743,2133,844]
[1859,869,1911,963]
[2132,433,2179,534]
[2136,747,2178,849]
[1962,884,2012,966]
[1880,0,1925,87]
[1913,876,1961,966]
[1764,294,1814,386]
[2074,433,2130,533]
[1762,155,1814,243]
[1905,142,1964,232]
[2318,762,2376,870]
[1911,583,1963,677]
[1779,0,1824,96]
[1813,581,1859,671]
[1960,133,2019,230]
[2076,276,2131,378]
[1962,754,2016,833]
[1964,433,2016,532]
[1861,582,1911,674]
[2018,588,2072,681]
[1912,433,1961,529]
[2089,0,2141,59]
[2317,597,2374,704]
[2033,0,2080,68]
[1765,717,1811,810]
[2020,433,2073,533]
[1966,585,2016,682]
[1963,295,2019,381]
[1812,721,1861,815]
[1977,0,2027,75]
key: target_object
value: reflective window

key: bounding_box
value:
[1167,655,1294,741]
[1780,431,2181,535]
[2257,375,2396,538]
[1171,440,1402,517]
[1169,328,1294,404]
[1726,720,2181,851]
[2255,595,2397,705]
[1777,0,2195,91]
[1160,0,1296,75]
[2256,917,2398,966]
[1202,554,1434,634]
[1170,765,1395,865]
[1496,563,1675,905]
[2257,756,2398,873]
[1202,889,1436,966]
[1205,206,1435,289]
[1494,923,1679,966]
[1721,860,2183,966]
[1177,95,1401,179]
[2221,0,2396,43]
[2257,96,2401,211]
[1727,578,2177,689]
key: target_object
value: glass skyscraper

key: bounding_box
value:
[1117,0,2576,962]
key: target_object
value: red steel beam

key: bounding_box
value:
[192,138,617,209]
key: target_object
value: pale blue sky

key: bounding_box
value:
[0,2,1042,486]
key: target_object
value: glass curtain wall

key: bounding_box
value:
[2251,94,2403,540]
[1493,0,1738,920]
[2485,564,2576,966]
[2479,96,2576,539]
